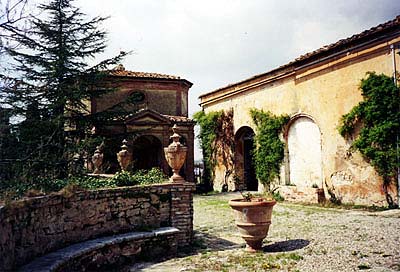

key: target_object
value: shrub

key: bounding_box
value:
[338,72,400,208]
[0,167,168,201]
[250,109,289,191]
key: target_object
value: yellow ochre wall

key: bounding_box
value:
[200,36,400,206]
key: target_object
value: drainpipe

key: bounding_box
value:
[391,44,400,208]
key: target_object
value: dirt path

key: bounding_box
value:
[131,192,400,272]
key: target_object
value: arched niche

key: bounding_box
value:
[132,135,162,170]
[286,115,323,188]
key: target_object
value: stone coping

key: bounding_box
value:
[18,227,180,272]
[0,182,195,214]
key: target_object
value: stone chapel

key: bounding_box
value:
[83,65,195,182]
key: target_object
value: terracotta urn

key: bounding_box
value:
[117,139,131,171]
[229,197,276,252]
[164,124,187,183]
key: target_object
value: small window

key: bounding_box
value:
[127,91,146,104]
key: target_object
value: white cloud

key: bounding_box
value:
[74,0,399,159]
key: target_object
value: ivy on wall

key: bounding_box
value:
[193,110,220,189]
[250,109,289,191]
[193,109,234,190]
[338,72,400,208]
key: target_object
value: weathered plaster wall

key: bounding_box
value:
[93,80,189,117]
[0,183,195,271]
[201,36,400,206]
[181,91,188,117]
[146,89,177,115]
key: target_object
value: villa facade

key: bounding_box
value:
[199,16,400,206]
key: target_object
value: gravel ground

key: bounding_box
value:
[130,192,400,272]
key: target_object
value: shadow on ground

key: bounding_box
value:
[192,230,241,251]
[263,239,310,252]
[126,231,241,271]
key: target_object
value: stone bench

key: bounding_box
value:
[18,227,180,272]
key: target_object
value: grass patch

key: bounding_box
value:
[195,197,231,211]
[183,251,302,271]
[282,203,341,215]
[272,210,292,217]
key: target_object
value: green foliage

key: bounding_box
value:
[69,175,114,190]
[272,190,285,202]
[250,109,289,190]
[0,0,127,182]
[110,168,167,186]
[110,171,135,186]
[193,110,222,188]
[139,167,169,184]
[0,177,69,200]
[240,189,284,202]
[338,72,399,207]
[195,109,287,192]
[240,191,253,201]
[194,109,235,191]
[0,168,168,201]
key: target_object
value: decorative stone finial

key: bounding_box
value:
[117,139,131,171]
[170,124,181,145]
[114,64,125,71]
[92,145,103,174]
[164,125,187,183]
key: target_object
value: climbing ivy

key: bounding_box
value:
[193,110,221,189]
[250,109,289,191]
[193,110,234,191]
[338,72,400,208]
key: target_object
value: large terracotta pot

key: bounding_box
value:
[229,198,276,252]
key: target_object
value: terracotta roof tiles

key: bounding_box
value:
[108,64,181,80]
[163,114,194,124]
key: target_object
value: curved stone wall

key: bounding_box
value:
[0,183,195,271]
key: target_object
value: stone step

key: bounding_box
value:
[18,227,180,272]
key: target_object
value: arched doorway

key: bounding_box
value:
[132,135,162,170]
[287,116,322,187]
[235,126,257,191]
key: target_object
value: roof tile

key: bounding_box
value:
[108,64,181,80]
